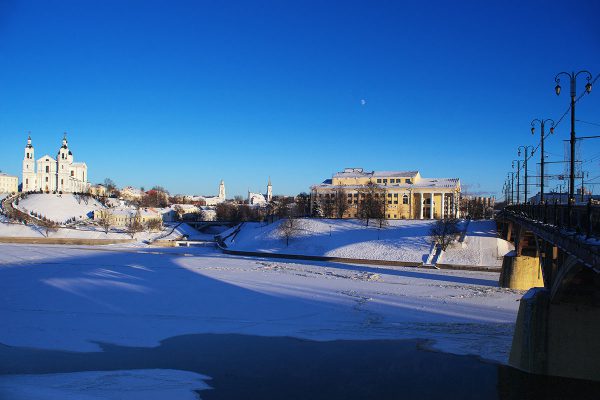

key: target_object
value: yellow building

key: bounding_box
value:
[93,208,163,229]
[89,184,107,197]
[310,168,461,219]
[0,173,19,194]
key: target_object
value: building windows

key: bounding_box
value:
[390,179,395,183]
[71,171,74,177]
[25,179,28,185]
[394,200,398,204]
[393,193,398,197]
[383,179,387,184]
[387,193,392,198]
[403,195,409,204]
[377,179,382,183]
[405,179,411,184]
[45,177,48,182]
[45,166,49,173]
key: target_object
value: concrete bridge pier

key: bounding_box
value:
[498,254,544,290]
[509,256,600,382]
[498,222,544,290]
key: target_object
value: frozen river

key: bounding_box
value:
[2,243,593,398]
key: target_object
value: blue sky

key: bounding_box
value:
[1,0,599,197]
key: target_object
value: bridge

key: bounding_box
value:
[496,201,600,382]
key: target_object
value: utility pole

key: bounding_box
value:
[531,119,554,204]
[518,146,534,204]
[512,160,521,204]
[554,71,593,223]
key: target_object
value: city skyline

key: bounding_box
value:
[1,0,599,197]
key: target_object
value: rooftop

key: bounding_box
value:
[333,168,419,179]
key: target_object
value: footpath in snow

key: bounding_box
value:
[223,219,513,267]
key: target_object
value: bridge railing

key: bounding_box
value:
[505,200,600,239]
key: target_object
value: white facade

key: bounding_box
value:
[22,135,89,193]
[203,180,226,206]
[0,173,18,194]
[120,186,144,201]
[248,178,272,206]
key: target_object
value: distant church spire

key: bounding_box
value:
[267,177,273,202]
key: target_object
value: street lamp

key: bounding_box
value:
[512,160,521,203]
[507,172,515,205]
[554,70,593,207]
[518,145,535,204]
[531,119,555,204]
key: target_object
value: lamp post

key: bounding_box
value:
[512,160,521,203]
[554,70,593,206]
[507,172,515,205]
[518,145,535,204]
[531,119,555,204]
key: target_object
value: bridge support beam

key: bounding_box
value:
[510,288,600,382]
[499,254,544,290]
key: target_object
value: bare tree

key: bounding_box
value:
[40,219,58,238]
[146,218,163,232]
[357,182,386,226]
[319,196,334,218]
[173,205,186,221]
[104,178,117,196]
[334,189,349,218]
[277,216,304,246]
[126,209,144,239]
[429,218,460,251]
[294,192,311,217]
[97,209,113,234]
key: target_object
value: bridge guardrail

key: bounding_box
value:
[505,200,600,239]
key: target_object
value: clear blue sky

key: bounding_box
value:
[1,0,599,198]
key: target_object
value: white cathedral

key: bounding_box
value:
[22,134,90,193]
[248,178,273,205]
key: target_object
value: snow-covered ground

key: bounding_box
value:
[0,243,521,398]
[224,219,513,267]
[16,193,105,224]
[441,220,514,266]
[0,221,203,246]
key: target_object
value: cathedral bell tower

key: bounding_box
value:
[22,134,36,192]
[57,133,71,193]
[219,179,226,199]
[267,177,273,202]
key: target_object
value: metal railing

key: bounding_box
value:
[505,200,600,238]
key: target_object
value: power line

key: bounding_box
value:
[576,119,600,128]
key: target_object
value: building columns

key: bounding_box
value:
[430,192,434,219]
[441,192,445,219]
[419,192,423,219]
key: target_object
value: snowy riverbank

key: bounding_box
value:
[223,219,513,267]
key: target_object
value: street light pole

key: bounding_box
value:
[512,160,521,203]
[531,119,555,204]
[554,71,593,205]
[518,145,535,204]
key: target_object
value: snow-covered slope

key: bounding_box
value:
[442,220,514,266]
[16,194,105,224]
[225,219,513,267]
